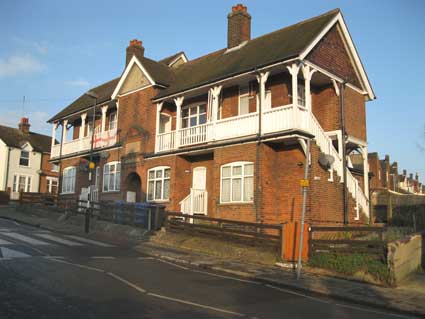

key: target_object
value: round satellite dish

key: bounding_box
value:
[100,151,110,160]
[318,152,335,169]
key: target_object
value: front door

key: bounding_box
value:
[192,167,206,190]
[191,167,207,215]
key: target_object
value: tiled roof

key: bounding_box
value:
[50,8,339,121]
[0,125,52,153]
[48,77,120,122]
[155,9,339,99]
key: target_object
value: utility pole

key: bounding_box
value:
[297,138,310,280]
[85,91,99,233]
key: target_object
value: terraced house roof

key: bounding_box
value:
[0,125,52,153]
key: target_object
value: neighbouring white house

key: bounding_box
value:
[0,118,59,200]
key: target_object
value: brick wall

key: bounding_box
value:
[307,24,361,88]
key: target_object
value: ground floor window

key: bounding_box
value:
[103,162,121,192]
[147,166,170,201]
[12,174,32,193]
[46,177,58,194]
[62,167,76,194]
[220,162,254,203]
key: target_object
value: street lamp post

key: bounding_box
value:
[85,90,99,233]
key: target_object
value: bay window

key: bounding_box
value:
[220,162,254,203]
[147,166,170,201]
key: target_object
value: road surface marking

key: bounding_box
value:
[35,234,84,246]
[106,272,147,293]
[91,256,115,259]
[65,235,114,247]
[0,228,11,231]
[191,269,260,284]
[265,284,330,304]
[1,232,50,246]
[138,256,155,260]
[0,238,12,245]
[156,258,189,270]
[43,256,65,259]
[334,303,417,319]
[48,258,105,273]
[1,247,31,258]
[0,257,12,261]
[147,292,246,317]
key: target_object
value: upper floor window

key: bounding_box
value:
[297,83,306,107]
[239,84,251,115]
[147,166,170,201]
[159,113,172,134]
[221,162,254,203]
[19,150,29,167]
[181,105,207,128]
[109,112,117,130]
[62,167,76,194]
[103,162,121,192]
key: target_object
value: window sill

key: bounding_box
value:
[60,192,75,195]
[218,202,254,206]
[102,190,121,194]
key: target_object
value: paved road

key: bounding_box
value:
[0,218,418,319]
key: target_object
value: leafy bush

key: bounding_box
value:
[308,253,390,283]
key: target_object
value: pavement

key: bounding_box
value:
[1,204,425,318]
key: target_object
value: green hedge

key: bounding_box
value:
[309,253,390,283]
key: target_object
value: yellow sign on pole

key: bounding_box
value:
[89,162,95,170]
[300,179,309,187]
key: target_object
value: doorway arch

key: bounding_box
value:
[125,172,142,202]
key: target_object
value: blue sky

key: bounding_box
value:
[0,0,424,180]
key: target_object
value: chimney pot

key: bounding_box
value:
[18,117,30,134]
[126,38,145,66]
[403,169,407,176]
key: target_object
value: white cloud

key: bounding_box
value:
[0,111,50,135]
[65,79,90,87]
[0,54,45,77]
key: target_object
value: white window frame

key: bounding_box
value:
[220,161,254,203]
[46,177,58,194]
[19,150,30,167]
[62,166,76,194]
[159,113,172,134]
[12,174,32,193]
[181,104,207,128]
[108,112,118,130]
[147,166,171,202]
[103,161,121,192]
[238,84,251,115]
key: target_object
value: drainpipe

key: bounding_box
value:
[340,82,348,224]
[5,147,11,192]
[255,70,262,223]
[57,122,65,198]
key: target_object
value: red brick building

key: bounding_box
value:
[48,5,375,225]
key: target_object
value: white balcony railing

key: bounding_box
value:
[51,129,117,159]
[156,104,313,152]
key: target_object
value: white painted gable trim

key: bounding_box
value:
[111,55,156,99]
[167,53,188,67]
[300,12,375,101]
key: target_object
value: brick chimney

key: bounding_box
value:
[403,169,407,176]
[227,4,251,49]
[18,117,30,135]
[126,39,145,66]
[415,172,419,181]
[409,173,413,180]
